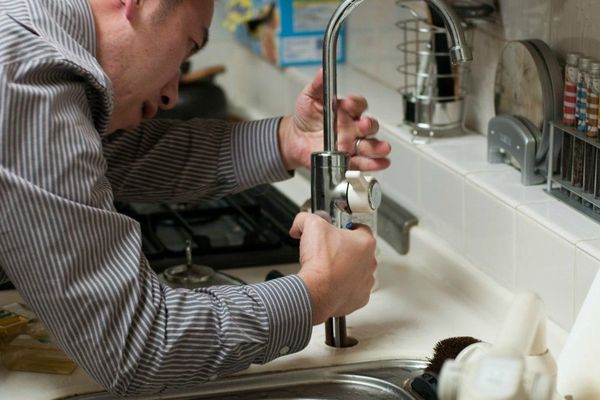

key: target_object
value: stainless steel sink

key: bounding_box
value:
[67,359,427,400]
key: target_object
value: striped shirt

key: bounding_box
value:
[0,0,312,395]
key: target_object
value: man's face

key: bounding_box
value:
[94,0,214,133]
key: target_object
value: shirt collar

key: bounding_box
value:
[7,0,111,91]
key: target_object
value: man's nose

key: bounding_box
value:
[159,73,180,110]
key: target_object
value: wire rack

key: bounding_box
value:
[396,0,471,136]
[547,122,600,223]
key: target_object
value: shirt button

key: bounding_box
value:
[279,346,290,355]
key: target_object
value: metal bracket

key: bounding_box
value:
[488,115,545,186]
[377,195,418,255]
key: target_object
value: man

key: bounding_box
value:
[0,0,391,395]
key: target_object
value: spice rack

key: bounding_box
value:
[547,121,600,223]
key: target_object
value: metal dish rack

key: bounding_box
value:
[396,0,471,137]
[547,122,600,223]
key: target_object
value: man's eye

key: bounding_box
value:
[179,62,191,75]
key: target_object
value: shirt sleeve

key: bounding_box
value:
[0,65,312,395]
[102,118,293,203]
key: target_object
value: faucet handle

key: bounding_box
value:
[345,171,382,214]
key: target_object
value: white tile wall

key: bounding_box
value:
[420,134,507,176]
[419,154,466,252]
[465,181,516,289]
[515,213,576,329]
[578,239,600,261]
[517,202,600,245]
[467,169,553,208]
[375,129,422,217]
[574,248,600,320]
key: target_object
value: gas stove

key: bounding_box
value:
[115,185,301,274]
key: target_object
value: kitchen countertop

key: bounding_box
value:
[0,173,568,400]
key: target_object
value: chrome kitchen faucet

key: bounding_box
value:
[312,0,473,348]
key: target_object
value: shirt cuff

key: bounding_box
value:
[231,118,293,190]
[248,275,312,364]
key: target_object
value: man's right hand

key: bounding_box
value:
[289,212,377,325]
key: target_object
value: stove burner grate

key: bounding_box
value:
[116,185,301,273]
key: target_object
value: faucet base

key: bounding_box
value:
[325,317,358,348]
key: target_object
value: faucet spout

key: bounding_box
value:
[425,0,473,65]
[322,0,472,153]
[314,0,471,349]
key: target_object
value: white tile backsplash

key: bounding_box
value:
[420,134,508,176]
[574,248,600,320]
[465,181,516,289]
[577,239,600,262]
[466,169,554,208]
[419,154,465,252]
[376,129,422,217]
[515,212,575,329]
[517,201,600,245]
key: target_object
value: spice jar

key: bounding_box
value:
[587,62,600,138]
[582,63,600,194]
[596,151,600,199]
[563,52,580,127]
[562,53,580,182]
[577,57,593,132]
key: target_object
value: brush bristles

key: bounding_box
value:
[425,336,481,376]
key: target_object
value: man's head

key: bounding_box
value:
[153,0,185,22]
[89,0,214,133]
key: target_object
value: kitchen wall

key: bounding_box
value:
[203,1,600,132]
[346,0,600,134]
[344,0,600,332]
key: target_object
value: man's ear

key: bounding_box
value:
[122,0,142,21]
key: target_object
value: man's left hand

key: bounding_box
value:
[278,70,391,171]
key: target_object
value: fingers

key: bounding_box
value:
[289,211,329,239]
[348,222,374,235]
[349,156,391,172]
[289,212,309,239]
[291,212,376,240]
[336,113,385,155]
[349,135,391,171]
[356,116,379,137]
[302,69,324,102]
[338,96,368,120]
[353,137,391,158]
[295,214,378,324]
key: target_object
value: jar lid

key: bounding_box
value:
[566,52,581,66]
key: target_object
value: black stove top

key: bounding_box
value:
[115,185,301,274]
